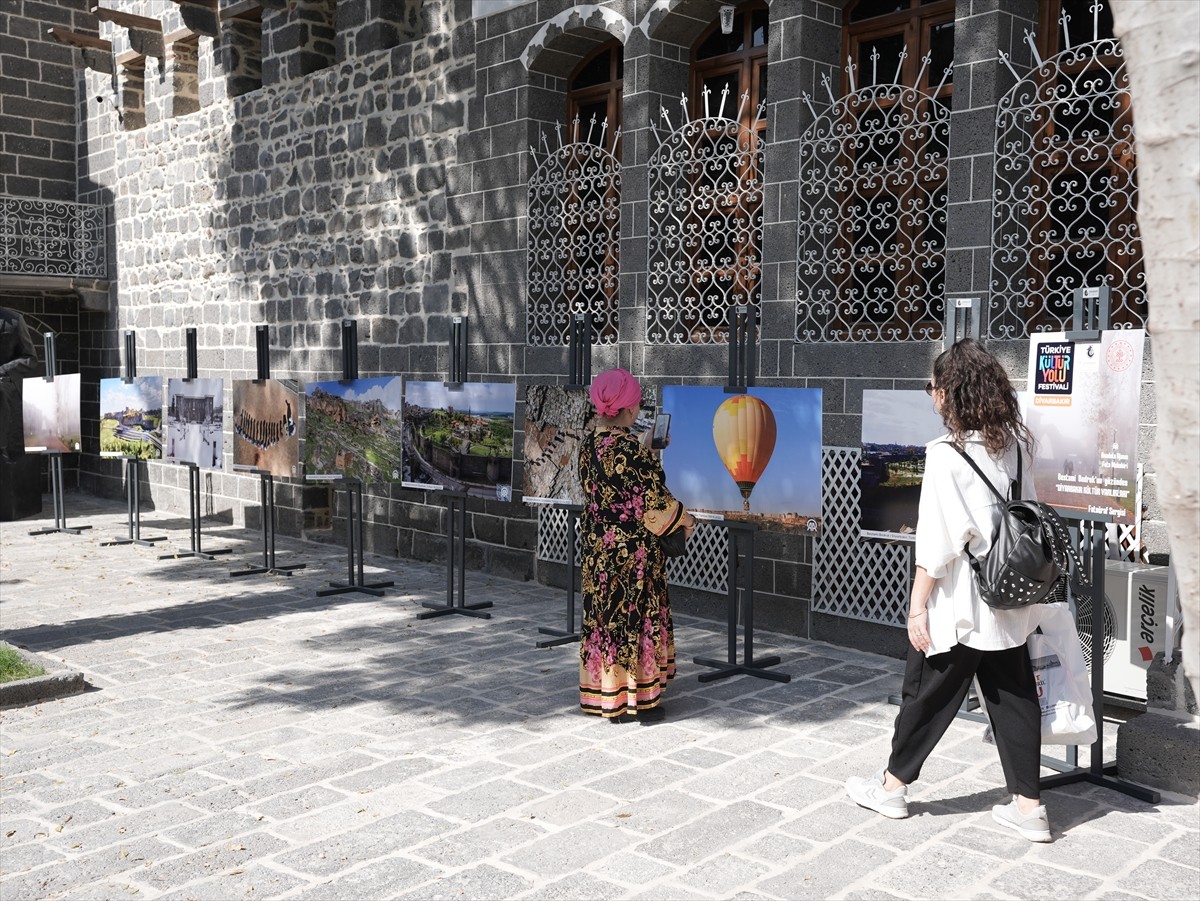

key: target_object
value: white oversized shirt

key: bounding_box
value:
[915,432,1048,657]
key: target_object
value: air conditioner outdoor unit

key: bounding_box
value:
[1074,561,1171,702]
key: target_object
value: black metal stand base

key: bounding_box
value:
[693,521,791,685]
[102,458,165,547]
[1039,767,1159,803]
[103,535,167,548]
[695,654,789,683]
[231,474,306,578]
[158,464,230,561]
[418,490,490,620]
[315,478,391,598]
[418,599,492,619]
[29,455,90,537]
[536,625,579,648]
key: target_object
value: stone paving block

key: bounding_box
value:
[737,830,815,868]
[757,838,898,899]
[639,800,783,866]
[988,861,1102,899]
[397,863,535,899]
[239,752,380,799]
[943,822,1034,860]
[606,789,720,838]
[522,749,634,792]
[680,751,799,804]
[100,771,228,810]
[50,802,203,854]
[285,857,442,900]
[501,821,638,878]
[628,883,710,900]
[248,784,349,822]
[411,816,548,868]
[134,832,292,892]
[586,851,678,889]
[515,788,620,827]
[0,841,67,877]
[425,778,546,824]
[328,755,440,792]
[1116,858,1200,899]
[780,799,876,843]
[163,810,270,850]
[666,747,738,770]
[517,871,629,899]
[754,773,844,815]
[152,863,312,900]
[677,851,769,895]
[874,843,997,898]
[1158,832,1200,870]
[177,784,255,814]
[273,811,455,878]
[418,759,519,792]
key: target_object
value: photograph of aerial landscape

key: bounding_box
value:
[232,379,301,478]
[99,376,163,459]
[402,380,516,499]
[859,389,945,540]
[304,376,404,483]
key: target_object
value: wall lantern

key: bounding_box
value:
[719,5,735,35]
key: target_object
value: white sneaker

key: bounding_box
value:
[846,770,909,819]
[992,797,1052,842]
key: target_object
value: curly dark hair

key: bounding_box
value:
[932,338,1034,457]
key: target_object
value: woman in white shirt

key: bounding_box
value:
[846,339,1053,843]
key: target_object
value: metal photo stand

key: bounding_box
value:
[418,316,493,619]
[28,332,91,538]
[231,325,306,578]
[725,305,757,392]
[694,518,790,683]
[101,330,166,547]
[316,319,393,598]
[525,499,582,646]
[566,311,592,390]
[159,327,231,561]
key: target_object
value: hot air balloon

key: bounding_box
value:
[712,394,777,511]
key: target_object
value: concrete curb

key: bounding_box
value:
[0,641,87,708]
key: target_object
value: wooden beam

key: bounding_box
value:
[220,1,263,22]
[115,49,146,69]
[169,0,218,8]
[89,5,162,31]
[47,27,112,51]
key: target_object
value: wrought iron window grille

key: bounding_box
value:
[0,197,107,279]
[526,116,621,348]
[990,13,1144,338]
[795,50,951,343]
[647,87,765,346]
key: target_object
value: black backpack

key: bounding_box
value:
[951,444,1088,610]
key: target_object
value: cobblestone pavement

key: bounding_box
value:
[2,496,1198,900]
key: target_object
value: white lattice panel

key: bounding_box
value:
[537,507,728,594]
[813,447,911,626]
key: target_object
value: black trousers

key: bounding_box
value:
[888,641,1042,798]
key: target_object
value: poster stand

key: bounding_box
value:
[943,296,981,350]
[159,327,231,561]
[725,305,757,393]
[418,320,492,619]
[1066,285,1110,342]
[28,332,91,538]
[566,312,592,390]
[524,498,581,646]
[315,319,393,597]
[694,518,790,683]
[101,330,166,547]
[231,325,306,578]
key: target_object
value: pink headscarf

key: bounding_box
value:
[590,368,642,418]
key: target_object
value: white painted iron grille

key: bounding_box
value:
[646,91,764,345]
[990,34,1144,337]
[536,506,729,595]
[796,60,949,342]
[0,197,107,278]
[526,120,620,346]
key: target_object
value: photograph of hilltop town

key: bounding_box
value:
[859,389,945,540]
[402,380,516,499]
[99,376,163,460]
[304,376,404,483]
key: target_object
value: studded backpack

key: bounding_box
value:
[951,444,1087,610]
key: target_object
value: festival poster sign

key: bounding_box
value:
[165,378,224,468]
[661,386,823,533]
[100,376,163,459]
[21,373,81,453]
[304,377,404,483]
[522,383,657,504]
[859,390,945,541]
[1024,330,1144,524]
[402,380,517,500]
[231,379,301,478]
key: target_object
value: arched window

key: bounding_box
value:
[568,41,622,147]
[691,1,768,144]
[990,0,1143,336]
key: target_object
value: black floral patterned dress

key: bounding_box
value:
[578,427,678,717]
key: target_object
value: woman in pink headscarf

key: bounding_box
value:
[578,368,694,723]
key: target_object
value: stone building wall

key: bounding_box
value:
[0,0,1166,657]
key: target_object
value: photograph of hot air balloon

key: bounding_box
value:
[661,386,822,533]
[859,390,945,541]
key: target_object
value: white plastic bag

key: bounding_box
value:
[1029,603,1098,746]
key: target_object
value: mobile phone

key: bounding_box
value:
[650,413,671,449]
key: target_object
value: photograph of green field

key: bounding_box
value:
[859,389,944,540]
[99,376,163,460]
[402,380,516,499]
[304,377,404,483]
